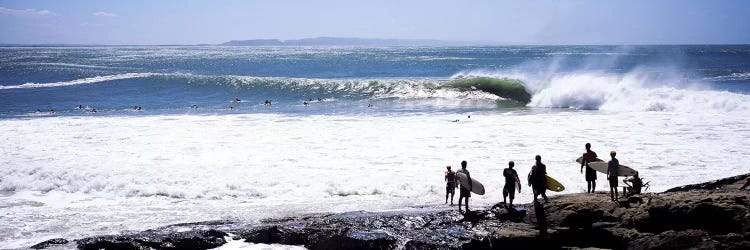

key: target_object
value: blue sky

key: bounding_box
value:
[0,0,748,45]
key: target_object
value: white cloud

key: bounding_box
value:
[92,11,119,17]
[0,6,56,17]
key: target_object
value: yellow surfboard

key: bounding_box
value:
[546,175,565,192]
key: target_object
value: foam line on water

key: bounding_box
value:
[0,73,158,90]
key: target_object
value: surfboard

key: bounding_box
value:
[588,161,637,176]
[456,172,485,195]
[576,156,603,164]
[546,175,565,192]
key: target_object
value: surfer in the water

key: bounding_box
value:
[581,143,598,193]
[607,151,620,201]
[529,155,548,203]
[457,160,472,213]
[444,166,456,205]
[502,161,521,208]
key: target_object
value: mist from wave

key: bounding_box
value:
[453,54,750,113]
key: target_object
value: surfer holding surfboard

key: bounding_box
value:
[528,155,549,203]
[502,161,521,208]
[456,161,472,213]
[580,143,600,194]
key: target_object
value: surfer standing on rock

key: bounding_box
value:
[581,143,599,193]
[607,151,620,201]
[502,161,521,208]
[529,155,548,203]
[444,166,456,205]
[457,161,472,213]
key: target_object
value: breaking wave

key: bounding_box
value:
[3,70,749,113]
[455,69,750,112]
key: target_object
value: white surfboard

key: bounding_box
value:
[588,161,637,176]
[456,172,485,195]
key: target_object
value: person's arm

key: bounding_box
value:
[581,154,586,173]
[606,163,610,179]
[515,173,521,192]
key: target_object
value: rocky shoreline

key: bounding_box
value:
[31,174,750,250]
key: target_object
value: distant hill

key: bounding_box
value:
[222,37,476,46]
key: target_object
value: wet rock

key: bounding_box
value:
[75,229,228,250]
[665,173,750,192]
[627,230,717,250]
[30,238,69,249]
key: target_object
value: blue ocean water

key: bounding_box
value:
[1,45,749,117]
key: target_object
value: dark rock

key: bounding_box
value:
[76,229,228,250]
[665,173,750,192]
[30,238,69,249]
[627,230,717,250]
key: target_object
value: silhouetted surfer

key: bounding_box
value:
[503,161,521,208]
[623,171,643,197]
[457,160,472,213]
[581,143,598,193]
[528,155,548,203]
[444,166,456,205]
[232,98,241,103]
[607,151,620,201]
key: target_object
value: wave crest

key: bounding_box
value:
[0,73,157,90]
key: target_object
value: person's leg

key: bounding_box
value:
[541,190,548,203]
[458,195,463,212]
[450,192,454,205]
[465,197,470,211]
[445,188,449,204]
[587,181,592,193]
[592,180,596,192]
[614,187,619,201]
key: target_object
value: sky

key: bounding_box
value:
[0,0,748,45]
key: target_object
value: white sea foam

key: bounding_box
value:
[1,109,750,248]
[704,72,750,81]
[0,73,157,90]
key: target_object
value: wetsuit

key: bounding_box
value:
[503,168,518,200]
[445,170,456,194]
[608,158,619,187]
[457,168,471,198]
[582,151,598,181]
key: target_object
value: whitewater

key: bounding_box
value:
[1,45,750,248]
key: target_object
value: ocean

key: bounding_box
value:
[1,45,750,248]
